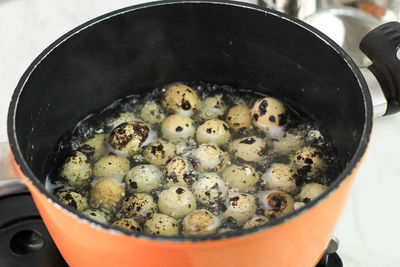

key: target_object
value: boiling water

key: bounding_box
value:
[46,82,340,235]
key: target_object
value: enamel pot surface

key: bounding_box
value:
[7,1,400,266]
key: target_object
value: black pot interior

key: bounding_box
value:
[9,1,371,236]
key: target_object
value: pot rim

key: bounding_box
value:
[7,0,373,243]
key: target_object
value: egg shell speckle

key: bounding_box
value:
[124,164,162,193]
[222,193,257,226]
[196,118,231,145]
[60,151,92,188]
[157,186,197,219]
[144,213,179,236]
[229,136,268,162]
[93,155,130,178]
[226,104,252,132]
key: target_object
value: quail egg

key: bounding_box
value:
[56,189,88,211]
[124,164,162,193]
[157,186,197,219]
[191,144,230,173]
[196,119,231,145]
[144,213,179,236]
[108,121,155,157]
[82,133,108,160]
[292,147,325,176]
[164,157,193,187]
[222,164,260,193]
[222,193,257,226]
[251,97,287,130]
[121,193,158,221]
[140,101,166,124]
[229,136,268,162]
[161,114,195,141]
[192,173,228,206]
[60,151,92,187]
[273,132,305,155]
[226,104,252,132]
[93,154,130,178]
[89,177,125,212]
[261,164,298,193]
[162,83,200,116]
[143,140,176,166]
[298,183,327,202]
[106,112,138,130]
[257,190,294,219]
[242,216,269,229]
[182,209,221,236]
[112,218,142,232]
[82,208,110,224]
[199,95,226,120]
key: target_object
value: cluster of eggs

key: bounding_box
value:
[56,83,328,236]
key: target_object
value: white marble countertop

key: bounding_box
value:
[1,1,399,266]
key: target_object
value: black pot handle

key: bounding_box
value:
[360,21,400,116]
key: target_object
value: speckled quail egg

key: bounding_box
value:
[272,132,304,155]
[60,151,92,187]
[107,112,138,130]
[157,186,197,219]
[144,213,179,236]
[121,193,158,221]
[82,133,108,160]
[251,97,287,131]
[229,136,268,162]
[161,114,195,141]
[82,208,110,224]
[222,164,260,193]
[182,210,221,236]
[143,140,176,166]
[140,101,166,124]
[222,193,257,226]
[192,173,228,206]
[191,144,230,173]
[112,218,142,232]
[226,104,252,132]
[164,157,193,187]
[108,121,155,157]
[242,216,269,229]
[292,147,325,176]
[162,83,200,116]
[89,177,125,212]
[199,95,226,120]
[261,164,298,193]
[124,164,162,193]
[257,190,294,219]
[273,132,305,155]
[298,183,327,202]
[93,154,130,178]
[196,119,231,145]
[57,189,88,211]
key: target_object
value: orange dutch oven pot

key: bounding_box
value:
[7,1,400,266]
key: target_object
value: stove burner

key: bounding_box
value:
[0,192,67,267]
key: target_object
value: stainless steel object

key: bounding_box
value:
[258,0,400,20]
[305,7,381,67]
[360,68,388,117]
[257,0,398,117]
